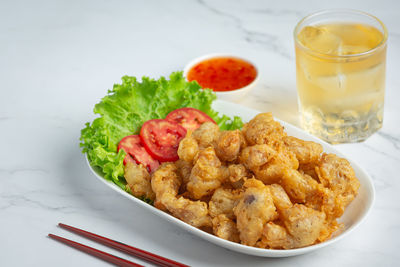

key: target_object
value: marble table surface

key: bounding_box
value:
[1,0,399,266]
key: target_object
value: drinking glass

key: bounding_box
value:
[294,9,388,143]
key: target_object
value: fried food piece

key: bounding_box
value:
[209,188,241,219]
[268,183,336,244]
[281,169,318,203]
[268,184,292,211]
[219,165,231,183]
[305,183,341,221]
[318,220,342,243]
[261,184,326,249]
[239,144,280,184]
[212,214,240,243]
[281,169,343,221]
[316,154,358,193]
[281,204,326,248]
[227,164,251,189]
[240,144,276,170]
[215,130,246,162]
[151,163,211,228]
[259,204,326,249]
[167,196,212,228]
[187,147,224,199]
[316,153,360,210]
[253,148,298,184]
[299,162,319,181]
[175,159,192,193]
[144,112,360,249]
[177,131,199,163]
[316,154,360,207]
[192,122,220,149]
[258,222,291,249]
[124,161,155,201]
[240,144,298,184]
[273,145,299,171]
[240,114,300,180]
[234,178,277,246]
[242,113,286,148]
[283,136,323,164]
[253,164,286,185]
[151,163,181,211]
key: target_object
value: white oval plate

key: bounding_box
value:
[86,100,375,257]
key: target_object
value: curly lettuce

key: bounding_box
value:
[80,72,243,190]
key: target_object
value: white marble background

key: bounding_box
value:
[1,0,399,266]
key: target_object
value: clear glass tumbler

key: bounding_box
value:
[294,9,388,143]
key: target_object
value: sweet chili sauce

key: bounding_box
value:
[187,57,257,92]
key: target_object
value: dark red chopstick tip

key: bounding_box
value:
[58,223,189,267]
[48,233,144,267]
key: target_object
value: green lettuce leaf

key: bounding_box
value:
[80,71,243,191]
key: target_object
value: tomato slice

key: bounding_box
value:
[165,107,216,132]
[140,119,187,162]
[117,135,160,173]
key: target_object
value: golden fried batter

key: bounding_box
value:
[143,112,360,250]
[242,113,286,148]
[234,179,277,246]
[167,196,212,228]
[283,136,323,164]
[151,163,211,228]
[258,222,290,249]
[212,214,240,243]
[281,168,345,222]
[299,162,320,181]
[268,184,292,211]
[240,143,298,185]
[187,147,224,199]
[281,169,318,203]
[240,144,276,170]
[151,163,181,211]
[227,164,251,189]
[175,159,192,193]
[209,188,241,219]
[215,130,245,162]
[316,154,360,209]
[280,204,326,248]
[192,122,220,149]
[178,131,199,163]
[259,204,326,249]
[312,184,344,221]
[124,161,155,201]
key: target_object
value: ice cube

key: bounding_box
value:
[337,45,371,55]
[313,72,347,93]
[348,63,385,92]
[298,26,343,55]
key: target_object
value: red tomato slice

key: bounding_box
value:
[140,119,187,162]
[165,107,216,132]
[117,135,160,173]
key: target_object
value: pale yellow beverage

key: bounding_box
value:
[294,10,387,143]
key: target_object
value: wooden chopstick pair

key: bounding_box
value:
[49,223,189,267]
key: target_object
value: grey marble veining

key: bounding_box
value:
[1,0,400,266]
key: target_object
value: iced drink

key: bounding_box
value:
[294,10,387,143]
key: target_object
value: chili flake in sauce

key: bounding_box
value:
[187,57,257,92]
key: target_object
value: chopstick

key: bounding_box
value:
[48,233,143,267]
[50,223,189,267]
